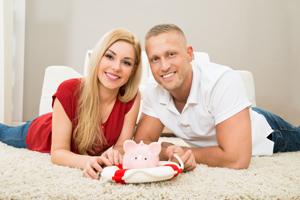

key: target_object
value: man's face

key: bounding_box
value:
[145,31,193,92]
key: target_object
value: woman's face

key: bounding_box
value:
[97,40,136,91]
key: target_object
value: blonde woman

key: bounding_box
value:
[0,28,142,179]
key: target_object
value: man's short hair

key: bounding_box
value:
[145,23,186,42]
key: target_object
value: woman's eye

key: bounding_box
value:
[123,61,132,66]
[105,54,113,60]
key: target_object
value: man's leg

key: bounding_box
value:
[252,107,300,153]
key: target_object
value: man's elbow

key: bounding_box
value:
[229,161,250,170]
[224,146,252,170]
[227,156,251,170]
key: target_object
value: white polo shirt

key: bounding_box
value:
[142,60,274,156]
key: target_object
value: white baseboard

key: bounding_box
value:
[11,122,26,126]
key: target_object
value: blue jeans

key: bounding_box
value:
[0,119,35,148]
[252,107,300,153]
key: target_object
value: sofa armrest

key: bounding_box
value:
[39,66,83,116]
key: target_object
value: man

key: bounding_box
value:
[134,23,300,171]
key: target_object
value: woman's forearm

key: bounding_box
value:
[51,149,91,170]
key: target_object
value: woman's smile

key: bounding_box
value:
[105,72,120,81]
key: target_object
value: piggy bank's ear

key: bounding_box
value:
[123,140,137,153]
[149,142,162,155]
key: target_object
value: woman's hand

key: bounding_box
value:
[101,148,123,166]
[166,145,197,172]
[82,156,112,180]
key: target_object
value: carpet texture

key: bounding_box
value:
[1,138,300,200]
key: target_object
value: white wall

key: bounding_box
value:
[22,0,300,125]
[0,0,25,125]
[0,0,13,125]
[0,0,4,123]
[11,0,25,123]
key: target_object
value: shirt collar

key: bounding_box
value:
[187,63,201,104]
[158,84,172,105]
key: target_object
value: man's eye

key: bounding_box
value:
[169,53,175,57]
[152,57,158,62]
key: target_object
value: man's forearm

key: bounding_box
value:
[160,143,251,170]
[186,146,251,170]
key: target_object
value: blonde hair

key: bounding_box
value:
[74,28,142,155]
[145,23,186,43]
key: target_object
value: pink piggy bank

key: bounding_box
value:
[122,140,161,169]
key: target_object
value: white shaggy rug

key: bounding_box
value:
[1,138,300,200]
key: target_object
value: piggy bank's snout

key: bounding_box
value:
[133,163,148,169]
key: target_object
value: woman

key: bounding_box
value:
[0,28,142,180]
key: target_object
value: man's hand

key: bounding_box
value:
[165,145,197,171]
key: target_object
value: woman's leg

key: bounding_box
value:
[252,107,300,153]
[0,120,34,148]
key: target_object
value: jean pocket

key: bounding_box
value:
[271,114,298,131]
[273,129,300,153]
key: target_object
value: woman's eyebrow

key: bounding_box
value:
[124,57,134,61]
[107,49,116,55]
[108,49,134,61]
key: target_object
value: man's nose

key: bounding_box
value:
[161,58,169,71]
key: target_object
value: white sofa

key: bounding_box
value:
[39,51,256,124]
